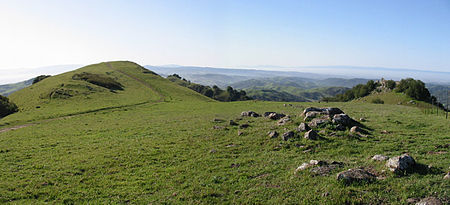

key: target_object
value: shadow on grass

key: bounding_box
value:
[395,163,443,176]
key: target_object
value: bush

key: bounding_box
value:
[371,98,384,104]
[72,72,123,90]
[0,95,18,118]
[33,75,51,84]
[394,78,430,101]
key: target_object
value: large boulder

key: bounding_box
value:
[277,116,291,126]
[308,117,330,128]
[337,168,376,184]
[297,123,311,132]
[267,112,286,120]
[322,107,344,116]
[332,114,352,126]
[241,111,260,117]
[304,111,322,121]
[281,131,295,141]
[304,130,318,140]
[302,107,324,115]
[386,154,416,173]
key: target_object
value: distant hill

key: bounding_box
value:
[427,83,450,107]
[3,61,210,125]
[0,78,34,96]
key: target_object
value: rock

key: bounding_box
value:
[304,111,322,121]
[309,160,327,166]
[308,117,330,128]
[372,155,389,161]
[263,112,275,117]
[337,168,376,184]
[321,192,330,197]
[386,154,416,173]
[359,118,366,122]
[311,164,341,176]
[381,130,391,134]
[302,107,323,115]
[212,118,225,122]
[229,120,239,126]
[322,107,344,116]
[239,124,250,129]
[237,131,243,136]
[281,131,295,141]
[304,130,318,140]
[350,126,363,133]
[297,123,311,132]
[268,112,286,120]
[444,172,450,179]
[277,117,291,126]
[295,163,312,173]
[209,149,217,153]
[268,131,279,138]
[241,111,259,117]
[335,124,346,131]
[332,114,352,126]
[416,197,442,205]
[407,198,420,204]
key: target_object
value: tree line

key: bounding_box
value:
[167,74,252,102]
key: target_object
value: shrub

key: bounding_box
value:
[0,95,18,118]
[371,98,384,104]
[72,72,123,90]
[33,75,51,84]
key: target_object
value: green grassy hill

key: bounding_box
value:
[3,61,212,125]
[0,79,34,96]
[0,63,448,204]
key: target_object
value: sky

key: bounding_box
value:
[0,0,449,77]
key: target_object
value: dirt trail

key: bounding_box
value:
[0,63,166,134]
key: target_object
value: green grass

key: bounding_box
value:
[0,62,449,204]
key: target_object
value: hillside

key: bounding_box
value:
[0,78,33,96]
[2,61,211,125]
[0,63,449,204]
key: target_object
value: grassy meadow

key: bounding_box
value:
[0,62,449,204]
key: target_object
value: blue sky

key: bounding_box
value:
[0,0,449,72]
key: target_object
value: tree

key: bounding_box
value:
[0,95,18,118]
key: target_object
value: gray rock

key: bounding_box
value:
[295,163,312,173]
[337,168,376,184]
[268,112,286,120]
[335,124,346,131]
[277,117,291,126]
[332,114,352,126]
[239,124,250,129]
[229,120,239,126]
[281,131,295,141]
[302,107,323,115]
[308,117,330,128]
[311,164,341,176]
[212,118,225,123]
[386,154,416,173]
[416,197,442,205]
[359,118,366,122]
[372,155,389,161]
[297,123,311,132]
[237,131,243,136]
[443,172,450,179]
[304,111,322,121]
[350,126,363,133]
[268,131,279,138]
[241,111,260,117]
[263,112,275,117]
[304,130,318,140]
[322,107,344,116]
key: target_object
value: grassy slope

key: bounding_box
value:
[0,98,449,204]
[0,79,33,96]
[2,61,211,126]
